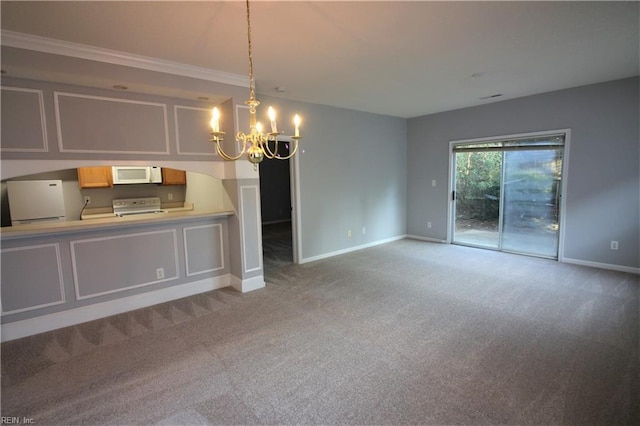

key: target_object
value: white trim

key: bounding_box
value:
[449,128,570,146]
[300,235,406,264]
[0,243,66,315]
[239,185,263,273]
[54,91,171,154]
[561,257,639,274]
[0,159,227,181]
[406,235,447,244]
[70,229,180,300]
[557,129,571,263]
[234,104,249,134]
[183,223,225,276]
[0,86,49,152]
[230,274,265,293]
[233,104,250,155]
[0,275,231,342]
[290,139,303,264]
[1,30,249,88]
[174,105,217,156]
[447,143,455,243]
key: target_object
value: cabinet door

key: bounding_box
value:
[161,168,187,185]
[78,167,113,188]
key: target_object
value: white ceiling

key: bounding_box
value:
[1,1,638,118]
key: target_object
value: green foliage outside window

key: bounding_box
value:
[455,151,501,220]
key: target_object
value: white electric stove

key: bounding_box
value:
[112,197,167,217]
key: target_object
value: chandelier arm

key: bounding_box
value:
[262,148,276,160]
[269,138,299,160]
[214,134,247,161]
[258,142,273,160]
[216,144,246,161]
[261,135,280,158]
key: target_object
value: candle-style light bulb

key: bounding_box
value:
[268,106,277,133]
[294,114,301,137]
[210,107,220,133]
[256,121,263,134]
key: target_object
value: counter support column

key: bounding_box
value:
[223,178,265,292]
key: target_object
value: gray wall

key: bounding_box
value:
[259,95,408,261]
[407,77,639,270]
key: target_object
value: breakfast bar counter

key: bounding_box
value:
[1,206,234,240]
[1,207,235,342]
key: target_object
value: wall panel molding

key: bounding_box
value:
[174,105,217,156]
[0,86,49,152]
[54,91,170,154]
[1,243,65,315]
[183,223,225,276]
[70,229,179,300]
[240,185,262,273]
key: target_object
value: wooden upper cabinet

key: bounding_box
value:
[161,168,187,185]
[78,166,113,188]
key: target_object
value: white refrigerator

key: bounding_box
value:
[7,180,66,225]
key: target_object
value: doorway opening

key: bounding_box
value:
[259,142,297,267]
[450,131,567,259]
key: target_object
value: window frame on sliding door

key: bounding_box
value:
[447,129,571,260]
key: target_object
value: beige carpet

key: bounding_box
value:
[1,237,638,425]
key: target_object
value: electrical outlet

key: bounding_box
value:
[168,193,173,201]
[362,227,366,235]
[83,196,91,205]
[156,267,165,279]
[611,241,619,250]
[431,179,437,187]
[427,221,432,229]
[347,229,352,238]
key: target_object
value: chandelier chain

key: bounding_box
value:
[245,0,256,103]
[209,0,301,170]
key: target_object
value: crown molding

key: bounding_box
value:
[1,30,249,88]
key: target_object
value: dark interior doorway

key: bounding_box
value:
[259,148,293,266]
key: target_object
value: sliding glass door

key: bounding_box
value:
[453,150,502,248]
[452,134,564,259]
[501,148,563,257]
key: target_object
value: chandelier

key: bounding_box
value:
[209,0,301,170]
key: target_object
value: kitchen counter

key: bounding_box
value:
[1,205,234,239]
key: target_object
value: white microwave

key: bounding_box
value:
[112,166,162,184]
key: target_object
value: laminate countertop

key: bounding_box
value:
[1,205,234,240]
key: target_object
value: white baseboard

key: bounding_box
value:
[405,237,638,274]
[561,257,640,274]
[230,274,265,293]
[300,235,406,264]
[1,275,230,342]
[406,234,448,244]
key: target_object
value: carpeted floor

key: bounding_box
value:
[1,225,638,425]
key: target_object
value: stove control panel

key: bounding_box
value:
[112,197,162,215]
